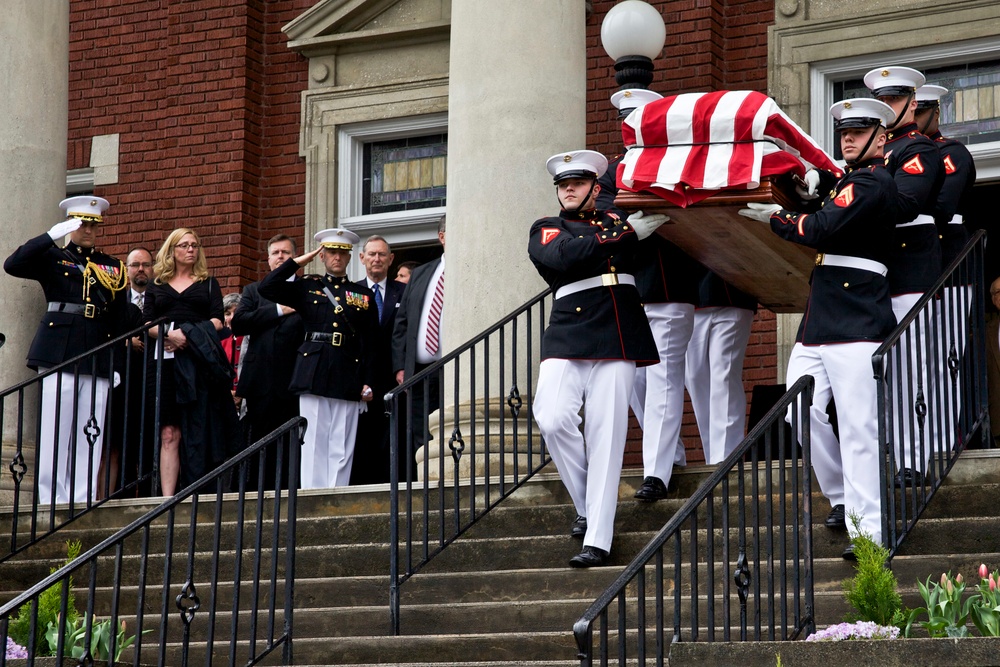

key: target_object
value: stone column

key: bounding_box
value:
[444,0,587,347]
[0,1,69,498]
[421,1,587,479]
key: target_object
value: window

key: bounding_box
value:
[337,113,448,280]
[362,134,447,215]
[810,39,1000,179]
[833,59,1000,147]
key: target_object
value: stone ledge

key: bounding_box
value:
[668,636,1000,667]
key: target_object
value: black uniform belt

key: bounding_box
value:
[306,331,343,346]
[47,302,98,318]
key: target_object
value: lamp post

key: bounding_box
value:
[600,0,666,91]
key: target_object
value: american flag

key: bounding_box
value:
[618,90,840,207]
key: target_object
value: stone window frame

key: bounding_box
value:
[298,79,448,281]
[808,36,1000,180]
[337,113,447,281]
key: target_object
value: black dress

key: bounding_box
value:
[144,277,238,488]
[143,278,225,425]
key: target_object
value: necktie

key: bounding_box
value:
[134,292,144,310]
[425,270,444,355]
[373,283,383,321]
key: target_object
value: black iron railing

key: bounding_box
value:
[386,289,552,634]
[0,416,304,666]
[573,376,815,664]
[0,319,169,562]
[876,230,989,555]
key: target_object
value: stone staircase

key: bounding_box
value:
[1,450,998,665]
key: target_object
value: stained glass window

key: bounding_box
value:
[362,134,447,215]
[832,59,1000,158]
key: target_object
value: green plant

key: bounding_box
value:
[44,615,149,661]
[906,571,973,637]
[8,539,82,654]
[969,564,1000,637]
[841,512,904,627]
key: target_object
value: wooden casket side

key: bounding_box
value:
[615,177,814,313]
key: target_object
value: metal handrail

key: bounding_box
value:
[386,288,553,634]
[0,317,169,562]
[0,416,305,667]
[874,230,989,555]
[573,376,815,663]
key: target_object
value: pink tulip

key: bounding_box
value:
[956,573,964,584]
[981,564,989,579]
[941,572,949,587]
[990,575,997,592]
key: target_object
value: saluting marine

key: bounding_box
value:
[529,150,663,568]
[4,196,129,506]
[740,98,899,558]
[259,228,378,490]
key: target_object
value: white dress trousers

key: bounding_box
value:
[785,341,883,544]
[627,303,694,481]
[684,307,754,464]
[298,394,360,490]
[534,358,635,553]
[38,371,108,505]
[891,292,936,473]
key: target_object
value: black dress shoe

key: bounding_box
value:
[842,543,857,561]
[894,468,925,488]
[634,476,669,501]
[825,504,846,530]
[570,546,609,568]
[570,515,587,539]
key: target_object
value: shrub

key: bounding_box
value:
[841,512,905,628]
[8,540,82,655]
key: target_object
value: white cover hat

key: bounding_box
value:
[545,150,609,184]
[916,84,948,108]
[315,227,360,250]
[830,98,896,129]
[863,66,926,96]
[59,196,110,223]
[610,88,663,112]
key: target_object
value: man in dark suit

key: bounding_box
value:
[351,235,405,485]
[391,217,446,479]
[231,234,305,489]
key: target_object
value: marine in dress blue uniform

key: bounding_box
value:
[529,150,662,568]
[740,98,899,557]
[865,66,945,485]
[915,84,978,459]
[3,196,129,505]
[598,88,698,499]
[258,228,378,489]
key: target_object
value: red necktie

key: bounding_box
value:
[425,270,444,355]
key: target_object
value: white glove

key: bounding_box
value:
[738,202,782,223]
[627,210,670,241]
[795,169,821,200]
[48,218,84,241]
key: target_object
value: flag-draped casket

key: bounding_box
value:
[614,90,842,312]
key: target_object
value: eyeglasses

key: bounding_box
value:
[176,243,200,250]
[127,262,153,269]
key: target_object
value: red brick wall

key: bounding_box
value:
[586,1,777,466]
[67,0,312,290]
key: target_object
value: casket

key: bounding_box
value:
[615,90,841,313]
[615,175,814,313]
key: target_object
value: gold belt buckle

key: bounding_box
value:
[815,253,824,267]
[84,303,96,318]
[601,273,619,287]
[331,332,342,347]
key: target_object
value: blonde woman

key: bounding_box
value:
[144,228,236,495]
